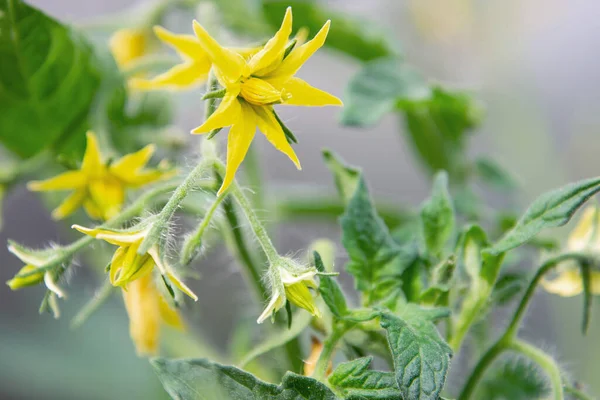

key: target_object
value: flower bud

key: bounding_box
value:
[6,265,44,290]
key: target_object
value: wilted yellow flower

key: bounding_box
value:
[109,28,149,69]
[130,26,212,91]
[191,7,343,194]
[28,132,174,221]
[6,241,67,317]
[542,206,600,297]
[257,261,321,324]
[71,224,197,301]
[303,336,332,377]
[122,273,184,355]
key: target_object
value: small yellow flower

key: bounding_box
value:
[542,206,600,297]
[257,261,321,324]
[109,28,150,69]
[122,273,184,356]
[190,7,343,194]
[28,131,174,221]
[130,26,213,91]
[71,224,197,301]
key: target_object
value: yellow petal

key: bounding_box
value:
[6,265,45,290]
[110,144,154,175]
[541,269,583,297]
[254,106,300,169]
[247,6,293,76]
[191,93,241,134]
[217,102,257,195]
[122,170,176,188]
[72,225,147,246]
[50,190,86,220]
[568,206,600,252]
[130,61,210,91]
[109,246,128,285]
[285,281,321,318]
[122,274,161,355]
[166,272,198,302]
[27,171,86,192]
[116,254,154,287]
[279,77,342,107]
[153,26,206,61]
[110,28,148,68]
[192,20,246,83]
[158,294,185,329]
[81,131,105,177]
[268,20,331,80]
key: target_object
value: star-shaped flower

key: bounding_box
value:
[28,132,175,221]
[190,7,343,194]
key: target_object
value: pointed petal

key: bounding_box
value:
[269,20,330,79]
[27,171,86,192]
[109,28,147,68]
[130,61,210,91]
[254,106,301,169]
[167,272,198,301]
[192,20,246,83]
[247,7,293,75]
[217,103,257,195]
[257,291,285,324]
[541,269,582,297]
[72,225,147,246]
[121,170,175,188]
[81,131,105,176]
[122,275,161,355]
[153,26,206,61]
[82,198,104,221]
[109,246,127,285]
[191,93,241,134]
[110,145,155,177]
[159,294,185,329]
[279,77,342,107]
[51,190,86,220]
[567,206,599,252]
[44,271,66,298]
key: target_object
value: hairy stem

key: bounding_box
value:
[313,323,349,381]
[509,340,563,400]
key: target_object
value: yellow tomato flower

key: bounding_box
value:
[190,7,343,194]
[542,206,600,297]
[130,26,212,91]
[257,262,321,324]
[122,273,184,356]
[109,28,150,68]
[28,131,174,221]
[71,223,198,301]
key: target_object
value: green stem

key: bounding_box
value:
[313,323,349,381]
[70,279,115,329]
[504,252,589,339]
[222,194,266,301]
[230,182,280,264]
[138,160,213,255]
[244,143,265,210]
[16,182,179,279]
[180,191,228,265]
[458,253,588,400]
[564,385,594,400]
[509,340,563,400]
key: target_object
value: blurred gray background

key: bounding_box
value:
[2,0,600,398]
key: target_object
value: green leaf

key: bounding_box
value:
[315,252,348,318]
[474,158,518,192]
[489,176,600,255]
[323,149,361,204]
[152,358,337,400]
[341,177,419,308]
[262,0,395,62]
[401,86,482,178]
[380,306,452,400]
[0,0,102,159]
[329,356,400,400]
[473,358,550,400]
[420,171,455,257]
[340,58,430,127]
